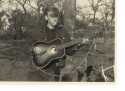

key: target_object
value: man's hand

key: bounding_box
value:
[33,46,42,54]
[33,46,46,54]
[81,38,89,44]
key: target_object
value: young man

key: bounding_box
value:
[31,6,88,81]
[30,6,74,81]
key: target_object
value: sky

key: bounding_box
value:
[76,0,89,7]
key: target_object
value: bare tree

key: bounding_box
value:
[15,0,29,15]
[100,0,115,30]
[63,0,76,37]
[110,0,115,26]
[88,0,103,23]
[102,4,111,30]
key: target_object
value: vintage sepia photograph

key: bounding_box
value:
[0,0,115,82]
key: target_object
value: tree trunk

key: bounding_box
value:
[93,11,96,24]
[63,0,76,37]
[23,5,27,15]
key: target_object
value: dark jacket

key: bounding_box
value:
[28,25,71,44]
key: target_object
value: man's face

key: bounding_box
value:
[46,11,59,27]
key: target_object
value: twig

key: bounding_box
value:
[103,65,114,72]
[101,65,114,81]
[101,66,109,81]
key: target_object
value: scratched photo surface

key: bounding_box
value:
[0,0,115,82]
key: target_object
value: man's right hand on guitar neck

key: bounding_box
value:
[81,38,89,44]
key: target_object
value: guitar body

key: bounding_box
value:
[46,38,66,60]
[32,38,65,68]
[32,37,90,68]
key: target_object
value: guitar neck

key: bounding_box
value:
[58,39,81,49]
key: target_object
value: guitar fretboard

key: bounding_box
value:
[57,39,82,49]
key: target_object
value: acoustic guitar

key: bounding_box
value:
[32,37,89,68]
